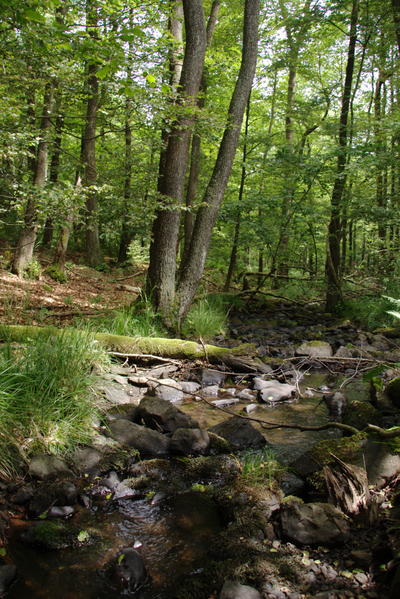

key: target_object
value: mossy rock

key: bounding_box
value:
[373,327,400,338]
[342,401,383,433]
[386,377,400,409]
[208,431,232,454]
[22,521,98,549]
[96,444,140,472]
[44,264,67,283]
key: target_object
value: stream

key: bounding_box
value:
[5,371,371,599]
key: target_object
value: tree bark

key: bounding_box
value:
[325,0,359,312]
[84,0,101,267]
[182,1,221,263]
[175,0,260,326]
[145,0,207,318]
[12,84,55,275]
[392,0,400,52]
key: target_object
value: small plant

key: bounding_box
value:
[127,239,148,268]
[236,446,283,487]
[182,298,227,341]
[23,259,42,280]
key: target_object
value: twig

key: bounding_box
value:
[199,335,209,365]
[107,351,182,364]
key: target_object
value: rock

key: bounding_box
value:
[170,428,210,455]
[29,453,74,480]
[27,481,77,517]
[257,381,295,404]
[296,341,333,358]
[212,398,240,407]
[208,416,266,449]
[341,400,382,431]
[137,396,199,433]
[386,377,400,409]
[201,369,226,386]
[114,548,146,590]
[20,521,97,549]
[10,484,34,505]
[105,404,139,423]
[323,392,348,418]
[0,564,18,595]
[237,389,255,400]
[203,384,220,397]
[148,378,184,402]
[219,580,261,599]
[98,380,133,404]
[356,436,400,488]
[334,346,354,358]
[47,506,75,518]
[245,403,258,414]
[73,443,139,476]
[180,381,201,394]
[148,364,178,379]
[280,497,350,547]
[105,420,170,456]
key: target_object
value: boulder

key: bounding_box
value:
[29,453,74,480]
[341,400,382,432]
[296,341,333,358]
[170,428,210,455]
[151,377,184,402]
[0,564,18,595]
[208,416,266,449]
[104,404,139,423]
[334,346,354,358]
[201,369,226,386]
[105,420,170,456]
[137,396,199,434]
[219,580,261,599]
[257,380,295,404]
[114,548,146,590]
[27,480,77,517]
[280,497,350,546]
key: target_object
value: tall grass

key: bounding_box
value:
[0,329,109,479]
[182,298,227,341]
[343,295,400,329]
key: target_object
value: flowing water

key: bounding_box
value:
[5,371,370,598]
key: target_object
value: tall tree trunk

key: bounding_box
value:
[175,0,260,326]
[392,0,400,52]
[223,92,251,292]
[84,0,101,267]
[325,0,359,312]
[182,1,221,263]
[145,0,207,318]
[12,84,55,275]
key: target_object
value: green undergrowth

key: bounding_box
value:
[182,293,243,341]
[342,294,400,330]
[233,446,283,487]
[82,302,166,339]
[0,328,110,480]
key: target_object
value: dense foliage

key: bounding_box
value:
[1,0,400,319]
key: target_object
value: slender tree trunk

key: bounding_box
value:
[145,0,207,318]
[175,0,260,326]
[325,0,359,312]
[84,0,101,267]
[223,92,251,292]
[182,1,220,263]
[12,84,55,275]
[392,0,400,53]
[43,97,64,247]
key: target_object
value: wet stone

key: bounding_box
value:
[208,416,266,449]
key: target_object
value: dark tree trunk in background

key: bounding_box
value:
[12,84,55,275]
[43,98,64,247]
[325,0,359,312]
[84,0,101,267]
[145,0,207,318]
[175,0,260,326]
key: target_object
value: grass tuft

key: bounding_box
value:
[0,329,109,479]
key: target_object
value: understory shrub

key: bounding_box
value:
[0,329,109,479]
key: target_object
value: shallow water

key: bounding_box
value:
[5,371,370,598]
[7,491,222,599]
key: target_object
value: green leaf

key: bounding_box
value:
[97,66,111,80]
[106,492,112,499]
[77,530,88,542]
[22,9,45,22]
[0,548,6,557]
[118,553,125,564]
[161,83,170,94]
[39,511,47,519]
[146,74,156,87]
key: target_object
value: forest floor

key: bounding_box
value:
[0,250,146,327]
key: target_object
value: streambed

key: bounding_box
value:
[4,371,371,599]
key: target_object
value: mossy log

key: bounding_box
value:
[0,325,260,370]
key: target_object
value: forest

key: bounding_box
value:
[1,0,400,326]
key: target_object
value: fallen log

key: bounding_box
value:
[0,325,261,371]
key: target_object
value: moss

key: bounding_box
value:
[208,432,232,453]
[33,521,97,549]
[309,431,368,467]
[342,401,382,432]
[386,377,400,401]
[44,264,67,283]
